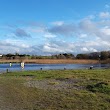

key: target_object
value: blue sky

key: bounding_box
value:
[0,0,110,55]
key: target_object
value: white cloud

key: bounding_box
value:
[100,26,110,36]
[81,47,88,52]
[51,21,64,26]
[79,19,97,33]
[44,33,56,38]
[80,47,97,53]
[0,39,32,54]
[99,12,110,19]
[26,26,46,33]
[42,41,75,53]
[86,15,95,20]
[78,18,110,42]
[41,39,104,54]
[14,28,31,38]
[80,34,87,38]
[2,9,110,55]
[49,23,77,36]
[43,43,61,53]
[0,37,110,55]
[89,48,97,52]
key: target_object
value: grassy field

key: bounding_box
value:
[0,69,110,110]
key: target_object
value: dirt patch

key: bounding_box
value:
[24,78,83,91]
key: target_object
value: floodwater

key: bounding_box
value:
[0,63,110,73]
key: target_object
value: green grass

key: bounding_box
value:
[0,69,110,110]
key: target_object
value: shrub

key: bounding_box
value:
[86,82,110,94]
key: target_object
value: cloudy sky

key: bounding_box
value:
[0,0,110,55]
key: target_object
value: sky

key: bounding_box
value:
[0,0,110,55]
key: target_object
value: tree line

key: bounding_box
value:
[76,51,110,60]
[0,51,110,60]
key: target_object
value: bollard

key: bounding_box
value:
[10,62,12,67]
[89,66,93,70]
[64,67,66,70]
[6,69,9,73]
[21,62,25,70]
